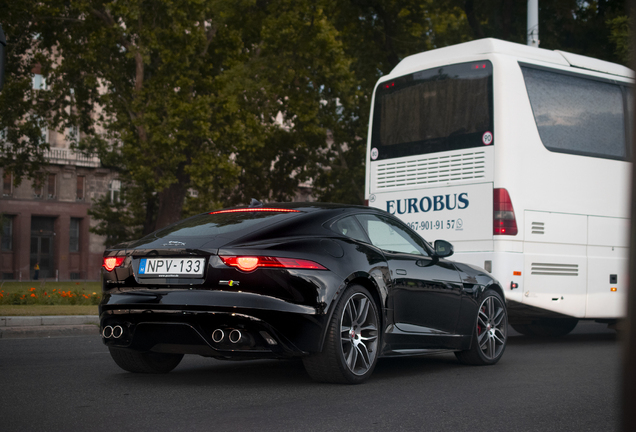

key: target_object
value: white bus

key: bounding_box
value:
[365,38,633,336]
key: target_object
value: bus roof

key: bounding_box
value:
[390,38,633,80]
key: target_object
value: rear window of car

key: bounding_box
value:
[153,211,300,238]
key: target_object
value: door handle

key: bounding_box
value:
[396,269,407,275]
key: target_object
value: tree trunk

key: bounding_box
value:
[142,192,159,236]
[464,0,485,39]
[154,180,188,230]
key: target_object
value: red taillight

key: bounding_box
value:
[236,257,259,272]
[209,208,300,215]
[103,257,125,272]
[493,188,518,236]
[219,256,326,272]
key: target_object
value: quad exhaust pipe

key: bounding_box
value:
[212,328,248,345]
[211,329,225,343]
[229,329,243,344]
[102,325,124,339]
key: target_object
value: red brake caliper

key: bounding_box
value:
[478,306,486,335]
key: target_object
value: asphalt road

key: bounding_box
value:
[0,322,620,432]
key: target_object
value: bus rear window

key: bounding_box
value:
[521,65,630,161]
[370,61,493,161]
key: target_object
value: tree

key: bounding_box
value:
[608,14,631,65]
[37,0,256,234]
[452,0,630,66]
[220,0,356,206]
[31,0,356,237]
[0,0,53,186]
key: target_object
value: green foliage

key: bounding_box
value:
[87,187,146,247]
[311,0,450,204]
[537,0,628,65]
[453,0,630,66]
[0,0,52,186]
[608,15,631,65]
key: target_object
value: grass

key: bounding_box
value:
[0,305,98,316]
[0,281,102,313]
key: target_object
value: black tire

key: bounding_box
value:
[303,285,380,384]
[511,318,578,337]
[455,289,507,366]
[108,347,184,374]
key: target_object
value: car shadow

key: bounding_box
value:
[104,352,466,387]
[105,357,314,387]
[102,324,620,387]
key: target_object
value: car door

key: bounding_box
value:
[355,214,463,334]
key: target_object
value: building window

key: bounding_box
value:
[109,179,121,203]
[66,125,80,143]
[33,115,49,144]
[40,122,49,144]
[47,173,56,199]
[33,175,44,198]
[76,175,85,201]
[32,74,47,90]
[3,172,12,197]
[69,218,80,253]
[1,216,13,251]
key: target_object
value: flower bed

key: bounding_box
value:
[0,282,102,306]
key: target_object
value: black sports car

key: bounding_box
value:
[100,202,507,383]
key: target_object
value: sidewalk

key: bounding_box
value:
[0,315,100,339]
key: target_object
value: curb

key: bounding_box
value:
[0,315,100,339]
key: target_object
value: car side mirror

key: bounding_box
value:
[434,240,454,258]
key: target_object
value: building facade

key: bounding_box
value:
[1,121,117,281]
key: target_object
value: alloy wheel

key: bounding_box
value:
[477,295,507,360]
[340,293,379,376]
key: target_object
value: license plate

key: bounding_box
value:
[138,258,205,277]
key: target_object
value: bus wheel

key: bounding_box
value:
[511,318,578,337]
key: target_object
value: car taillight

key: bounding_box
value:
[219,256,326,272]
[103,257,125,272]
[493,188,518,236]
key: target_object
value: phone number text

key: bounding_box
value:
[406,219,462,231]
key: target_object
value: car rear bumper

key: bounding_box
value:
[99,290,327,358]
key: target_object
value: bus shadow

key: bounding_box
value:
[506,331,619,346]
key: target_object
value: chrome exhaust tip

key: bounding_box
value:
[102,325,113,339]
[228,329,242,344]
[212,329,225,343]
[112,325,124,339]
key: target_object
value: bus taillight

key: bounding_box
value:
[493,188,518,236]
